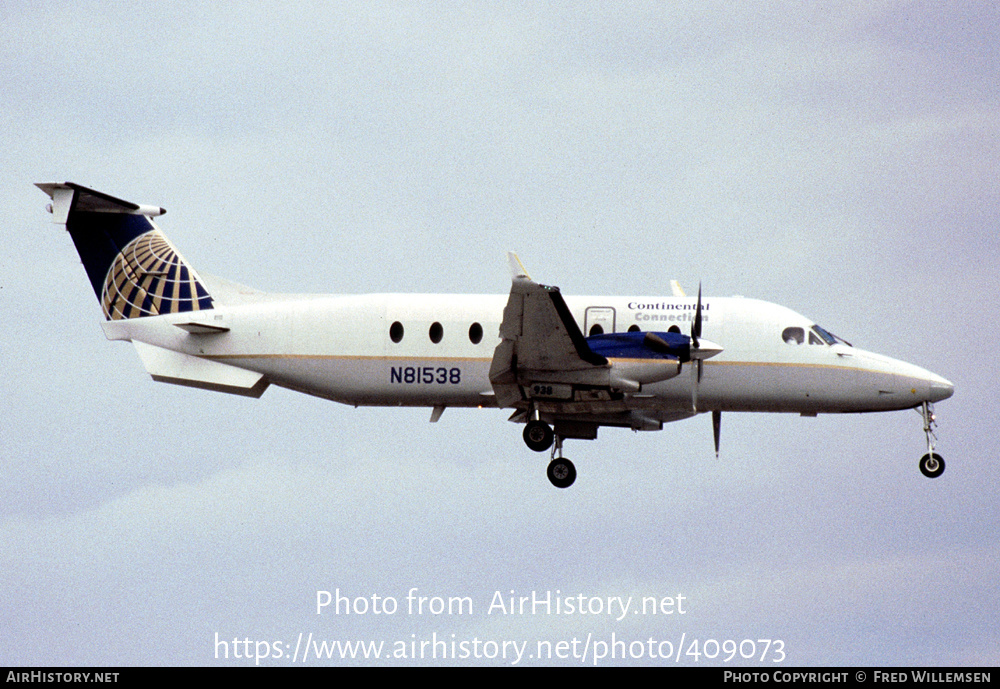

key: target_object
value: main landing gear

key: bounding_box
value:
[523,419,576,489]
[523,420,554,452]
[917,401,945,479]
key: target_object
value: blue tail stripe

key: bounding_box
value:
[66,212,154,302]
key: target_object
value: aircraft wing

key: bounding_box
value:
[489,254,610,409]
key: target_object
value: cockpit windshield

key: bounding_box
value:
[811,325,852,347]
[781,325,852,347]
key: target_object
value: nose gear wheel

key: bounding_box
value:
[917,402,945,478]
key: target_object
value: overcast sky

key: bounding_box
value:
[2,1,997,666]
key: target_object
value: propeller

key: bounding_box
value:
[691,283,704,397]
[685,283,724,456]
[687,283,723,407]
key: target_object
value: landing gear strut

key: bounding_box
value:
[547,435,576,489]
[918,402,945,479]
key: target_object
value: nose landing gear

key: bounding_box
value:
[919,452,944,479]
[917,402,945,479]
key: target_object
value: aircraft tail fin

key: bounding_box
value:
[36,182,214,320]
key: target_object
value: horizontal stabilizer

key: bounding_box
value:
[36,182,166,223]
[132,341,268,398]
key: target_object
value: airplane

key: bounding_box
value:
[37,181,954,488]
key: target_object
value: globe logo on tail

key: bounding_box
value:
[101,230,213,320]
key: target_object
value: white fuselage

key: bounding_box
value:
[102,291,953,420]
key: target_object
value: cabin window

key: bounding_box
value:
[390,321,404,343]
[627,324,640,332]
[782,327,804,344]
[429,321,443,344]
[589,324,604,336]
[469,322,483,344]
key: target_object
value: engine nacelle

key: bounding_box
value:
[587,331,689,391]
[608,358,682,390]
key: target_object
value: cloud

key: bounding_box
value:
[2,1,996,666]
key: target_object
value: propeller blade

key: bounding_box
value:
[691,282,703,347]
[690,282,704,411]
[691,360,699,412]
[643,332,672,354]
[712,410,721,458]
